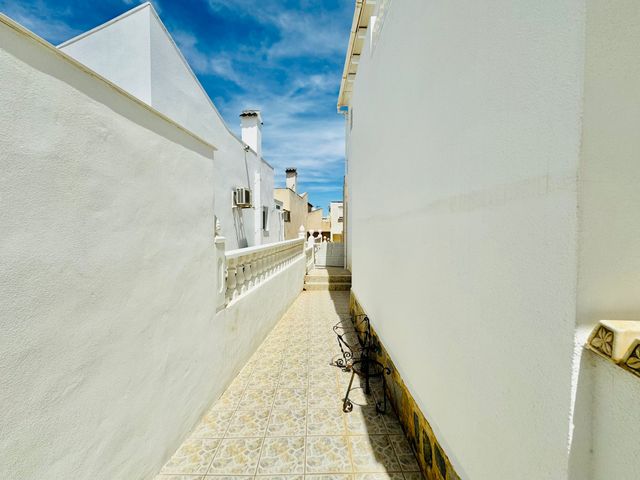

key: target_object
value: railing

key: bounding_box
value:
[224,238,305,305]
[305,244,314,273]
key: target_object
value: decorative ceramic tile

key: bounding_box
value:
[345,407,387,435]
[388,436,420,472]
[273,388,307,410]
[257,436,306,474]
[267,408,307,436]
[226,409,271,437]
[207,437,263,475]
[622,340,640,378]
[306,408,346,436]
[349,436,400,473]
[191,410,234,438]
[160,438,220,475]
[238,388,276,410]
[305,436,352,474]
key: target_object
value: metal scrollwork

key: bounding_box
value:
[331,314,391,414]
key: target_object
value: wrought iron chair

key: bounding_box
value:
[332,314,391,413]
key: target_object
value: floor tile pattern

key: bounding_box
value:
[156,291,423,480]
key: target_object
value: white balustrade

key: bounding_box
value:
[223,238,305,306]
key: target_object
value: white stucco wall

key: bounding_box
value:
[573,1,640,477]
[329,201,343,239]
[0,17,305,480]
[589,357,640,479]
[59,3,277,249]
[345,1,640,479]
[345,1,584,478]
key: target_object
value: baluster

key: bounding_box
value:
[258,252,266,282]
[226,258,238,303]
[244,254,253,289]
[236,259,246,294]
[269,249,277,275]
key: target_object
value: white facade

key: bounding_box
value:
[329,201,344,241]
[58,2,279,249]
[0,14,305,480]
[341,1,640,479]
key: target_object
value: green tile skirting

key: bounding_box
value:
[350,291,461,480]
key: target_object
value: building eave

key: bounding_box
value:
[337,0,376,111]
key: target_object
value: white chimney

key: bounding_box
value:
[240,110,262,158]
[286,168,298,192]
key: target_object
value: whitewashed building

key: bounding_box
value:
[0,9,309,480]
[58,2,279,249]
[329,201,344,242]
[339,1,640,480]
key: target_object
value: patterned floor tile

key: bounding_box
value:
[341,386,378,408]
[238,388,276,410]
[207,437,263,475]
[267,408,307,436]
[248,371,282,389]
[388,436,420,472]
[280,371,309,389]
[401,473,424,480]
[154,475,203,480]
[349,435,400,473]
[354,474,405,480]
[305,436,352,474]
[191,410,234,438]
[255,476,304,480]
[204,476,253,480]
[274,388,307,410]
[345,407,387,435]
[308,386,342,409]
[160,438,221,475]
[306,408,346,436]
[158,293,422,480]
[257,436,306,474]
[226,409,271,437]
[305,475,353,480]
[381,412,404,435]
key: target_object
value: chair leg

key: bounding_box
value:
[342,369,356,413]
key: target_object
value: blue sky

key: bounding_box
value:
[0,0,352,214]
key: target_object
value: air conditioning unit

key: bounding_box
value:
[233,187,252,208]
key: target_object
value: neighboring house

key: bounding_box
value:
[274,168,311,240]
[273,199,285,242]
[329,201,344,242]
[307,207,331,241]
[58,2,279,249]
[338,1,640,480]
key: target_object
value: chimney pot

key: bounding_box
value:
[240,110,262,158]
[285,168,298,193]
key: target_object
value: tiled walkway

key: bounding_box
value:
[156,291,423,480]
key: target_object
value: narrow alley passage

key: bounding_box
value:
[155,291,423,480]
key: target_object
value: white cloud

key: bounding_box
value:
[0,0,80,44]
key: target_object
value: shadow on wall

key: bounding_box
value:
[233,207,248,248]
